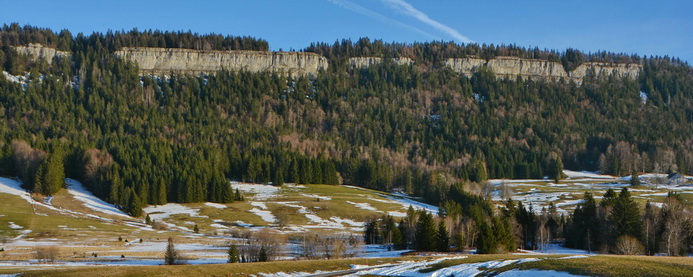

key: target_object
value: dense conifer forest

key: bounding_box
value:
[0,21,692,230]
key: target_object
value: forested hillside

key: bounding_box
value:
[1,23,692,215]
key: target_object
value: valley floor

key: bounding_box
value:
[1,170,692,276]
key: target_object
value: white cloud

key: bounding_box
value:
[326,0,438,40]
[380,0,473,44]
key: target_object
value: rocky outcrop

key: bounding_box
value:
[12,43,71,61]
[445,56,640,83]
[115,47,328,77]
[349,57,413,68]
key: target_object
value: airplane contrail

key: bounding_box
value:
[326,0,439,40]
[380,0,473,44]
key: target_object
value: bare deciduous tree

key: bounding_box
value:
[35,246,59,263]
[614,235,644,255]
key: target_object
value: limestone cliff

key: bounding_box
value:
[349,57,413,68]
[115,47,328,77]
[445,56,640,83]
[12,43,71,61]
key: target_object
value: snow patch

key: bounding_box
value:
[301,193,332,201]
[8,222,23,229]
[65,178,131,218]
[231,182,279,200]
[249,208,277,223]
[143,204,207,231]
[250,202,268,209]
[204,202,227,209]
[346,201,378,211]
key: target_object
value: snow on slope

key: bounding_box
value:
[249,208,277,223]
[562,170,616,180]
[232,182,279,200]
[65,178,131,218]
[384,192,439,214]
[0,177,37,204]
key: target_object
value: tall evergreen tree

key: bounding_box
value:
[415,212,437,251]
[436,220,449,252]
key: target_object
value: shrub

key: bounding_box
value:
[615,235,644,255]
[35,246,60,262]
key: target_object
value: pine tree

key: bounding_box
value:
[610,188,642,241]
[124,187,143,217]
[415,212,436,251]
[436,221,449,252]
[34,149,65,196]
[228,244,239,263]
[630,171,641,186]
[234,188,244,201]
[274,169,284,186]
[164,237,178,265]
[550,156,564,183]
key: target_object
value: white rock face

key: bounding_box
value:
[12,43,71,61]
[445,56,641,83]
[115,47,328,77]
[349,57,413,68]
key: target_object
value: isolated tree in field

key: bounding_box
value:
[164,237,178,265]
[228,244,240,263]
[630,171,641,186]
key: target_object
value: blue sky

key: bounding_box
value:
[2,0,691,62]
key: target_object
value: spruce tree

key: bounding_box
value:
[436,221,449,252]
[164,237,178,265]
[415,212,436,251]
[228,244,239,263]
[610,188,642,241]
[630,171,641,186]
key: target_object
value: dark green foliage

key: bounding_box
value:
[1,25,693,212]
[476,216,515,254]
[258,247,268,262]
[228,244,239,263]
[610,188,643,241]
[34,147,65,195]
[164,237,178,265]
[436,221,449,252]
[562,188,685,255]
[565,192,599,251]
[415,212,437,251]
[630,171,641,186]
[548,156,564,183]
